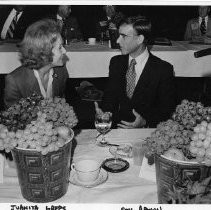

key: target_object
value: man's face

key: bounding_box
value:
[117,23,142,56]
[58,5,71,19]
[199,6,210,18]
[104,5,116,18]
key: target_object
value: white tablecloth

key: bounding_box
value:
[0,129,157,203]
[0,41,211,77]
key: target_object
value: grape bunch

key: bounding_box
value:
[0,113,73,155]
[0,93,43,132]
[189,121,211,165]
[145,119,193,156]
[172,99,211,130]
[39,97,78,128]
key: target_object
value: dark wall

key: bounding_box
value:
[0,5,201,40]
[72,5,199,41]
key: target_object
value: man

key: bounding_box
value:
[97,5,124,43]
[0,5,26,40]
[0,5,48,41]
[96,16,176,128]
[56,5,83,42]
[184,6,211,41]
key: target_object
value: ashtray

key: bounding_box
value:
[102,158,129,173]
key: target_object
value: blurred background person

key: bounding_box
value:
[0,5,51,41]
[184,6,211,42]
[56,5,83,42]
[101,5,124,29]
[97,5,125,43]
[0,5,26,40]
[4,18,77,108]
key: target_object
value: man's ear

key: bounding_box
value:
[137,34,144,44]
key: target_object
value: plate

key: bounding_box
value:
[69,168,108,188]
[109,143,133,158]
[102,158,129,173]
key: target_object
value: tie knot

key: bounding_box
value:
[130,59,136,67]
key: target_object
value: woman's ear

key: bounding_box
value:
[137,34,144,44]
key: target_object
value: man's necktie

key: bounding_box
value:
[200,18,206,35]
[126,59,137,99]
[7,11,19,39]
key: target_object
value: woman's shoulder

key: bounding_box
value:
[6,66,33,81]
[8,66,31,76]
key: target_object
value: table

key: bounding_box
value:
[0,41,211,77]
[0,129,157,203]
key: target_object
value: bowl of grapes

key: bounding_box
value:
[0,94,78,202]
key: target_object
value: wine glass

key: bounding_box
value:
[95,112,112,146]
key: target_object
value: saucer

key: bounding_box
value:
[69,168,108,188]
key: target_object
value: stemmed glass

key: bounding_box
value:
[95,112,112,146]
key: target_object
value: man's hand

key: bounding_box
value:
[117,109,146,129]
[94,101,104,115]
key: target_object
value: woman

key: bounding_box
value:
[4,18,70,107]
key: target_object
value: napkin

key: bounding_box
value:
[139,157,156,182]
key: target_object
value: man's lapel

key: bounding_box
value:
[132,53,153,100]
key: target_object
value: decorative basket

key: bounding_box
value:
[11,133,74,203]
[155,154,211,203]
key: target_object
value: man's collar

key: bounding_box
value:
[199,15,208,21]
[129,47,149,64]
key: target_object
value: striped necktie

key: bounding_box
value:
[200,18,206,35]
[126,59,137,99]
[7,11,19,39]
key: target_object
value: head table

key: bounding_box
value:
[0,128,157,203]
[0,41,211,77]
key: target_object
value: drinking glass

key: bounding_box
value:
[95,112,112,146]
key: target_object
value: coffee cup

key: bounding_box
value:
[88,38,96,45]
[71,159,101,183]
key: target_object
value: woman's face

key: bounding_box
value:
[51,35,66,67]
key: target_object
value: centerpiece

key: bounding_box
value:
[145,99,211,204]
[0,94,78,202]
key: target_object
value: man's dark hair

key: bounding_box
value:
[118,15,152,44]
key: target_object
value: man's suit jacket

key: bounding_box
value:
[102,53,176,128]
[184,17,211,40]
[4,65,69,108]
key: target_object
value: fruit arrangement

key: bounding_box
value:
[0,94,78,155]
[189,121,211,165]
[39,97,78,129]
[0,93,43,131]
[145,119,193,159]
[172,99,211,130]
[145,99,211,165]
